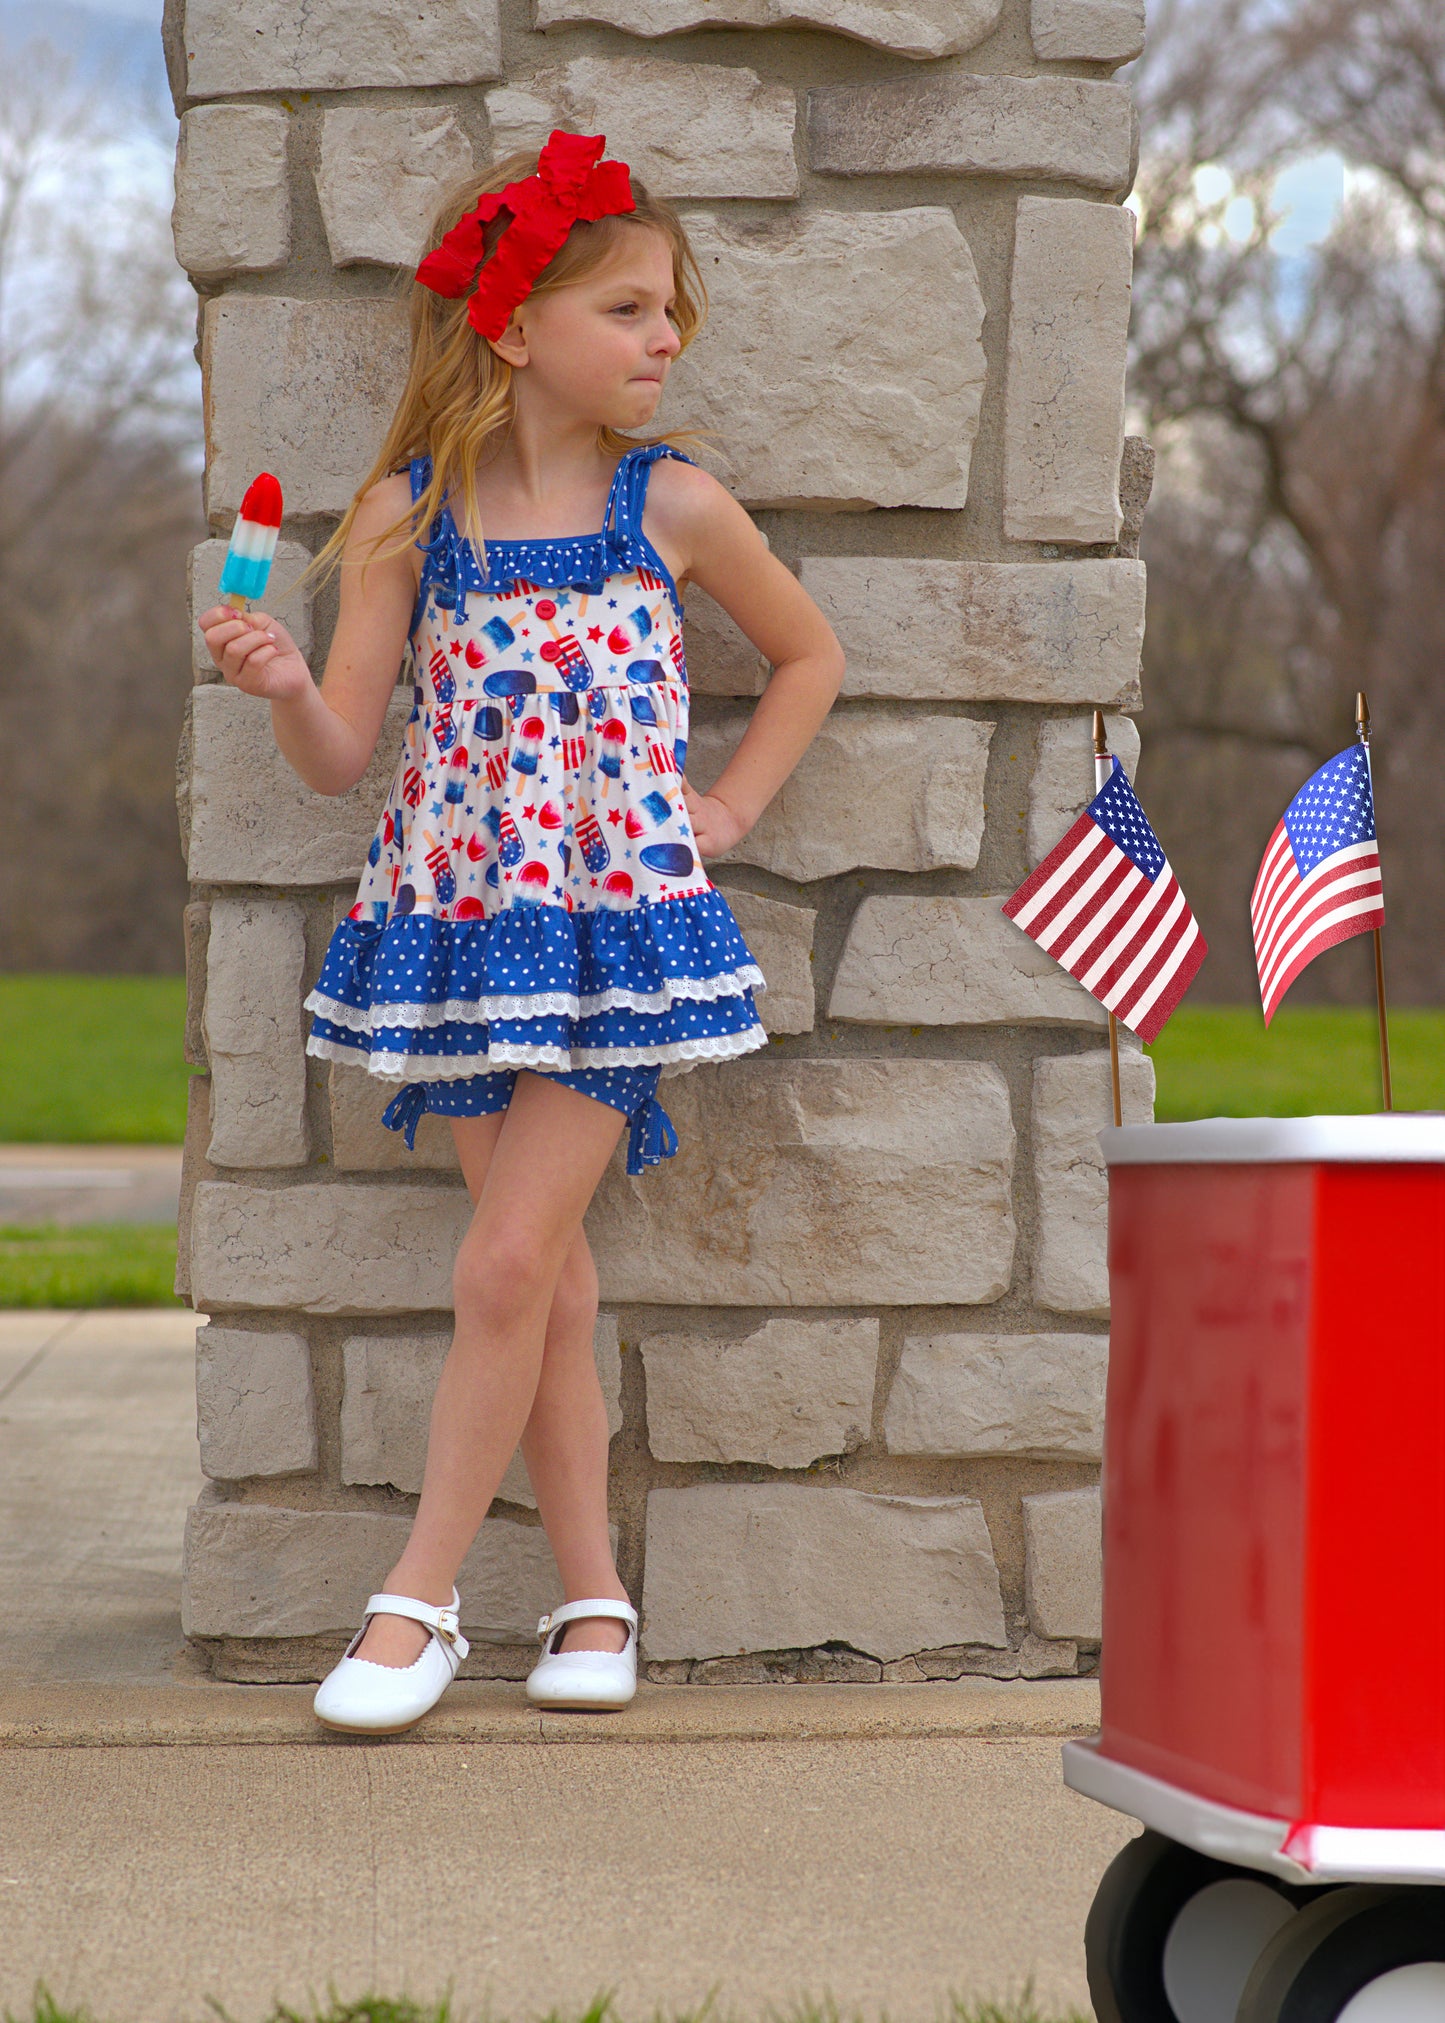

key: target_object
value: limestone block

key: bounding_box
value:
[183,901,210,1068]
[800,558,1145,708]
[1118,434,1156,557]
[190,541,315,680]
[641,1484,1007,1661]
[683,586,768,698]
[689,713,993,881]
[884,1332,1106,1459]
[1022,1485,1102,1640]
[316,107,476,269]
[829,895,1106,1028]
[1028,712,1140,866]
[190,1181,471,1315]
[808,74,1133,193]
[662,210,987,510]
[1032,0,1145,63]
[172,106,289,278]
[181,1500,558,1642]
[1033,1050,1154,1316]
[183,0,502,97]
[533,0,1003,59]
[202,896,310,1169]
[195,1325,317,1479]
[340,1318,622,1506]
[329,1062,461,1172]
[723,890,815,1035]
[586,1060,1016,1306]
[486,58,796,199]
[202,297,409,518]
[185,684,412,886]
[1005,197,1136,546]
[641,1317,877,1466]
[198,1064,1015,1313]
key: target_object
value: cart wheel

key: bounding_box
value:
[1086,1830,1317,2023]
[1236,1884,1445,2023]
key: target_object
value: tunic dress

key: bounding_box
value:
[302,441,770,1175]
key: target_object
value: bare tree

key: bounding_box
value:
[1128,0,1445,999]
[0,28,202,973]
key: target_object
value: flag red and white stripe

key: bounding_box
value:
[1250,745,1384,1025]
[1002,759,1206,1044]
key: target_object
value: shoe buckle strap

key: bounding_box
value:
[537,1597,638,1643]
[362,1590,469,1661]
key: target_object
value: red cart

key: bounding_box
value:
[1065,1116,1445,2023]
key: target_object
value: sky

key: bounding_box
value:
[63,0,160,16]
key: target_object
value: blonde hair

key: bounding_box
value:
[288,149,707,606]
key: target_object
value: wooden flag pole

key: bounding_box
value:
[1355,691,1393,1112]
[1093,710,1124,1128]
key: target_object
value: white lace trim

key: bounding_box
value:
[303,964,766,1034]
[304,1022,770,1082]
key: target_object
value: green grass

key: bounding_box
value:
[2,1992,1088,2023]
[0,973,198,1144]
[1146,1005,1445,1121]
[0,1224,183,1308]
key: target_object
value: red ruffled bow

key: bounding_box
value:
[415,130,636,341]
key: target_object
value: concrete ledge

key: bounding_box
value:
[0,1678,1099,1749]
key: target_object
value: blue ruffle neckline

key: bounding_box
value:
[409,442,694,631]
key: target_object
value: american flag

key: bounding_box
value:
[1003,758,1206,1043]
[1251,744,1384,1026]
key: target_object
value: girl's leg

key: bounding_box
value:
[351,1070,627,1668]
[517,1223,632,1653]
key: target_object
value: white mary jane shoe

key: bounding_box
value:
[313,1586,470,1735]
[525,1597,639,1710]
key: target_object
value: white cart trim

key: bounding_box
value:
[1062,1737,1445,1886]
[1100,1115,1445,1166]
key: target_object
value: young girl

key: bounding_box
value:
[198,131,844,1735]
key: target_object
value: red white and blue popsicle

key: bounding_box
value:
[218,472,284,610]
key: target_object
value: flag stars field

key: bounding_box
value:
[1251,743,1385,1026]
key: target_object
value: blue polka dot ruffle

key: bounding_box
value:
[303,889,770,1082]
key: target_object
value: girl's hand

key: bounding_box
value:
[197,605,313,702]
[681,776,749,859]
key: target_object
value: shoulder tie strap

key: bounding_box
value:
[409,451,489,620]
[603,442,696,572]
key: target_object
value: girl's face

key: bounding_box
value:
[493,227,683,432]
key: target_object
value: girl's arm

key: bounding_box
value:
[649,463,846,857]
[197,475,419,798]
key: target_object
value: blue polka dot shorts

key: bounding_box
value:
[381,1063,678,1177]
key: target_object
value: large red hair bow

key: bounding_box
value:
[415,130,636,342]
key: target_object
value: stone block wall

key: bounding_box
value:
[165,0,1153,1684]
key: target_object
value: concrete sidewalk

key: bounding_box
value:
[0,1309,1128,2023]
[0,1144,183,1225]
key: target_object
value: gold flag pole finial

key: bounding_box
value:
[1355,691,1393,1112]
[1092,712,1123,1128]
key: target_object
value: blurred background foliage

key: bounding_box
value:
[1130,0,1445,1004]
[0,5,202,974]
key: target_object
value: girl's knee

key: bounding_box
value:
[452,1218,556,1319]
